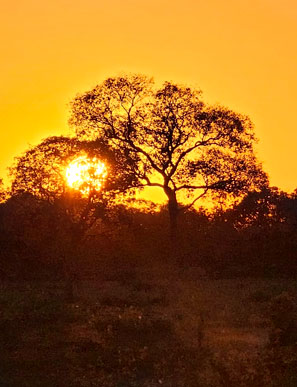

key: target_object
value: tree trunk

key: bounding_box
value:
[165,188,183,264]
[168,195,179,242]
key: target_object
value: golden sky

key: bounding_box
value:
[1,0,297,201]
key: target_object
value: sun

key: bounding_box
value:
[65,154,107,195]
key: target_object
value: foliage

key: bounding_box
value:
[2,187,297,280]
[1,269,297,385]
[268,292,297,347]
[10,135,138,203]
[0,192,70,279]
[8,135,139,248]
[0,178,9,203]
[225,187,297,229]
[69,74,267,235]
[252,292,297,387]
[0,275,215,386]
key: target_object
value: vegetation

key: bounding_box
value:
[69,75,266,237]
[8,135,140,299]
[1,272,297,386]
[1,74,297,385]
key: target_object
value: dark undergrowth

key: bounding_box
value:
[1,267,297,386]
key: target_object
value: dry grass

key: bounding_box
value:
[1,266,297,386]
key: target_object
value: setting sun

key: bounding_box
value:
[65,154,107,196]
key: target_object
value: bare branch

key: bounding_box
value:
[176,184,207,191]
[180,188,209,212]
[142,176,164,188]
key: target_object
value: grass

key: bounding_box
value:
[1,266,297,386]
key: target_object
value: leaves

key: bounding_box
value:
[69,74,266,208]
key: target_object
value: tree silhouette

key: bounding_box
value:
[225,187,285,229]
[10,135,139,251]
[9,135,138,297]
[10,136,137,201]
[0,179,7,203]
[225,187,297,230]
[220,187,297,276]
[70,74,267,238]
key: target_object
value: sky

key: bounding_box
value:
[1,0,297,202]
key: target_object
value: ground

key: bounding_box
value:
[0,265,296,386]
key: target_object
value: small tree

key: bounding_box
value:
[70,74,267,239]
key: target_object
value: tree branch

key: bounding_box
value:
[142,176,164,188]
[176,184,207,191]
[167,132,225,179]
[179,188,208,212]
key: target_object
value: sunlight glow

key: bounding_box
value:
[66,154,107,196]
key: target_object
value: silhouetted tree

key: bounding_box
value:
[9,136,138,297]
[11,136,137,200]
[225,187,297,230]
[278,189,297,228]
[69,74,267,240]
[218,187,297,276]
[225,187,287,229]
[0,178,8,203]
[10,136,138,233]
[0,192,66,279]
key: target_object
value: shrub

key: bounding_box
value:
[268,292,297,346]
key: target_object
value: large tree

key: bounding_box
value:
[69,74,267,238]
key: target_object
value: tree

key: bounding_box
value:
[10,136,138,252]
[225,187,297,230]
[224,187,287,229]
[0,178,8,203]
[9,135,139,297]
[11,136,137,198]
[69,75,267,239]
[10,134,140,243]
[219,187,297,276]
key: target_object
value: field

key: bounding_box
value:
[1,264,297,386]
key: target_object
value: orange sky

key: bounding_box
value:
[1,0,297,202]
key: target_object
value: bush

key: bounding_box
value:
[269,292,297,346]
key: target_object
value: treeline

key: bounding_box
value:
[1,186,296,280]
[0,74,275,283]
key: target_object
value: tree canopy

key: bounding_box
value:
[69,74,267,235]
[225,187,297,230]
[8,135,141,295]
[10,135,138,203]
[9,135,140,249]
[0,178,7,203]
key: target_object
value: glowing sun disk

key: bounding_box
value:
[66,155,107,195]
